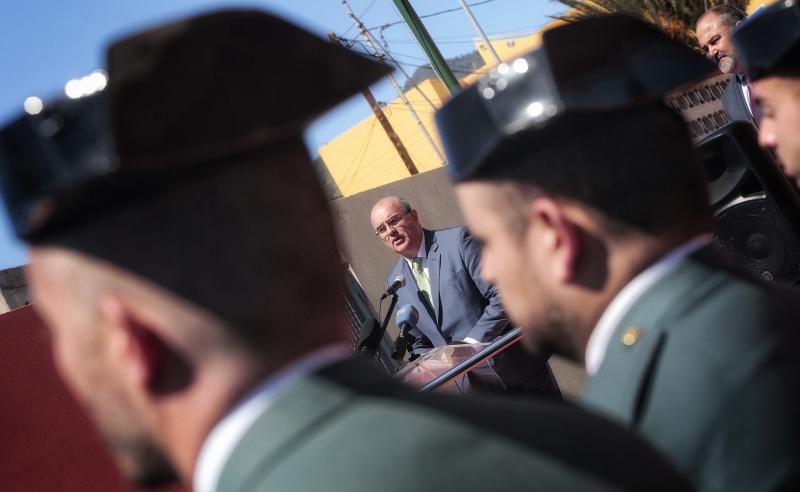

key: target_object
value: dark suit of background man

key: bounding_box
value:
[370,196,560,396]
[734,0,800,188]
[696,5,758,124]
[0,9,696,492]
[437,14,800,492]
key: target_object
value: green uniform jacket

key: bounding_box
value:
[216,357,691,492]
[583,247,800,492]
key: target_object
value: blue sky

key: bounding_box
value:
[0,0,563,269]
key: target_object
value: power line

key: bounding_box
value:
[342,0,379,37]
[366,0,497,33]
[342,0,444,166]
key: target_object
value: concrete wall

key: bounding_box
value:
[333,168,461,318]
[332,168,587,396]
[0,266,29,314]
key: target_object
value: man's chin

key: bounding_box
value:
[520,330,580,363]
[112,439,180,489]
[131,466,181,490]
[717,55,737,74]
[791,174,800,191]
[775,155,800,189]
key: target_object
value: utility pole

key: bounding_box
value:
[390,0,461,94]
[458,0,501,66]
[328,33,418,176]
[342,0,446,167]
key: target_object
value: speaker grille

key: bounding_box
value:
[714,194,800,284]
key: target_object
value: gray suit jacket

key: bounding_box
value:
[722,75,757,125]
[582,246,800,492]
[216,356,692,492]
[387,227,556,393]
[387,227,505,353]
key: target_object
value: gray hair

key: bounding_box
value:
[397,197,413,213]
[702,5,747,28]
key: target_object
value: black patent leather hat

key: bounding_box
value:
[435,14,715,182]
[0,9,390,240]
[734,0,800,80]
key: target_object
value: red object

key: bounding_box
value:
[0,306,186,492]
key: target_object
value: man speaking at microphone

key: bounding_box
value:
[370,196,559,396]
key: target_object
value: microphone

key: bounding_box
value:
[392,304,419,360]
[380,275,405,300]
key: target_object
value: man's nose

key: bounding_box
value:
[758,122,777,150]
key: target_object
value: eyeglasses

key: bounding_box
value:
[374,211,410,237]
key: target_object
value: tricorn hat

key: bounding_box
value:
[0,9,390,240]
[435,14,715,182]
[733,0,800,80]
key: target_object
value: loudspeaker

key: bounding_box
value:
[698,122,800,284]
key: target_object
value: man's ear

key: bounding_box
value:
[529,197,581,284]
[98,294,171,395]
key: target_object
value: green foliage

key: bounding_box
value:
[554,0,750,47]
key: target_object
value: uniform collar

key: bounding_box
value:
[193,344,351,492]
[585,236,710,375]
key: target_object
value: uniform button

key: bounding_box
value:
[621,327,642,346]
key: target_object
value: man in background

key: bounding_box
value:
[733,0,800,186]
[0,9,694,492]
[696,5,758,123]
[370,195,559,396]
[438,14,800,492]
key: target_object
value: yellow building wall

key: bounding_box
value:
[319,25,562,197]
[319,79,450,196]
[748,1,777,13]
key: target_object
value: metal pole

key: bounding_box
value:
[390,0,461,94]
[458,0,501,66]
[342,0,447,167]
[328,33,419,176]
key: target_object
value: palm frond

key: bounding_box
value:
[552,0,750,47]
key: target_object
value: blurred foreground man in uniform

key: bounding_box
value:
[0,9,694,492]
[733,1,800,186]
[437,14,800,492]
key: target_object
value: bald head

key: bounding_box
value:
[370,196,424,259]
[370,196,410,224]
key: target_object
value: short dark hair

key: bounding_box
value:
[46,139,345,352]
[471,102,712,236]
[701,5,747,27]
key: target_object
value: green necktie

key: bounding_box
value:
[411,257,433,307]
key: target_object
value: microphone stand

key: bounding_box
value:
[419,327,522,392]
[357,293,399,355]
